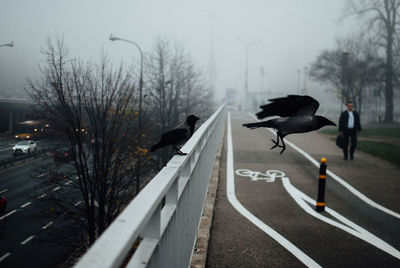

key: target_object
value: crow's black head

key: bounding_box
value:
[316,116,336,129]
[186,115,200,126]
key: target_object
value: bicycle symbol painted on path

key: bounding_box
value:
[233,167,400,260]
[235,169,286,182]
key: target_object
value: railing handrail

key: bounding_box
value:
[75,105,225,268]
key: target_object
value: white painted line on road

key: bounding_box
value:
[0,189,8,194]
[280,175,400,260]
[226,113,321,267]
[0,253,11,262]
[0,147,12,152]
[65,180,73,185]
[52,186,60,192]
[74,176,79,180]
[248,113,400,220]
[75,201,82,206]
[0,209,17,221]
[38,172,49,178]
[20,202,31,208]
[38,194,47,199]
[42,221,53,230]
[20,235,35,245]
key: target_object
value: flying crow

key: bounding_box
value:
[243,95,335,154]
[151,115,200,156]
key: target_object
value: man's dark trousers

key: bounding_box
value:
[343,128,357,159]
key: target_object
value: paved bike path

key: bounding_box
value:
[206,111,400,267]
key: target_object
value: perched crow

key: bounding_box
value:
[151,115,200,156]
[243,95,336,154]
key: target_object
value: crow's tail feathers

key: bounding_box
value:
[242,120,276,129]
[256,110,271,119]
[150,142,163,152]
[242,122,262,129]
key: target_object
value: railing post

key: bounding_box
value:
[142,204,161,240]
[166,178,178,206]
[316,157,327,212]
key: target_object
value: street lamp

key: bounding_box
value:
[297,69,301,94]
[303,66,308,95]
[109,34,143,126]
[109,33,144,194]
[0,41,14,48]
[238,38,261,109]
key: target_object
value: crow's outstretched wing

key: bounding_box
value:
[256,95,319,119]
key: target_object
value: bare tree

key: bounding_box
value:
[345,0,400,122]
[309,34,384,115]
[27,38,150,251]
[144,37,214,166]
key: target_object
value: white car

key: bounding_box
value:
[13,140,37,154]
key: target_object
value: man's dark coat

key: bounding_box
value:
[339,110,362,132]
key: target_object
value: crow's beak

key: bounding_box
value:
[328,120,336,126]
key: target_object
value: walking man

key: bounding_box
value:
[339,100,362,160]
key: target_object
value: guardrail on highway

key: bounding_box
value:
[75,105,226,268]
[1,150,49,169]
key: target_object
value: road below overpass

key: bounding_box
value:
[0,137,140,267]
[207,110,400,267]
[0,146,75,267]
[0,137,16,162]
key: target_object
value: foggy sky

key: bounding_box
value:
[0,0,355,99]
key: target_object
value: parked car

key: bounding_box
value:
[53,147,74,163]
[12,140,37,155]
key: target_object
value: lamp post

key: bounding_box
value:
[303,66,308,95]
[109,33,144,194]
[297,69,301,94]
[109,34,143,127]
[0,41,14,48]
[238,38,260,109]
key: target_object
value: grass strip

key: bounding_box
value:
[328,138,400,166]
[357,140,400,166]
[321,127,400,138]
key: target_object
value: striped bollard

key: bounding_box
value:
[316,157,327,212]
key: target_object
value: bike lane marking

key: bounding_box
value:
[248,112,400,220]
[226,112,322,268]
[282,178,400,259]
[236,168,400,260]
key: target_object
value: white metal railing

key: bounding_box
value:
[75,105,226,268]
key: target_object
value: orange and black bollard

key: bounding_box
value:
[316,157,327,212]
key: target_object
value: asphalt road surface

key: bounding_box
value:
[0,137,17,162]
[0,152,75,267]
[0,137,54,164]
[207,111,400,267]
